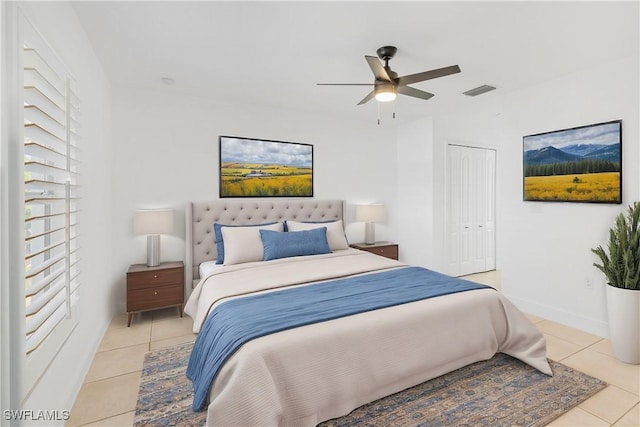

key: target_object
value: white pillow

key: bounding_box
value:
[221,222,284,265]
[286,220,348,251]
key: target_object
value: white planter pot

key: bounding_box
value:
[606,285,640,364]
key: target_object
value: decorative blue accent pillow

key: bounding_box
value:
[213,222,278,264]
[260,228,331,261]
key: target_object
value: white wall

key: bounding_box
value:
[498,55,639,337]
[1,1,115,419]
[110,88,397,309]
[396,117,436,268]
[398,55,639,337]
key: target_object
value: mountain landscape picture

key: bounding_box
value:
[523,120,621,203]
[219,136,313,197]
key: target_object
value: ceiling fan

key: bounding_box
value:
[317,46,461,105]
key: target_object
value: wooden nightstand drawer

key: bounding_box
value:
[127,285,183,312]
[126,267,182,291]
[350,242,399,260]
[365,245,398,260]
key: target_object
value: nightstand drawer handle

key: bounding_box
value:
[153,274,157,278]
[154,291,158,296]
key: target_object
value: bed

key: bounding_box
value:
[183,199,551,426]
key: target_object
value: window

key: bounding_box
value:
[21,20,80,388]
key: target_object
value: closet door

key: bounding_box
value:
[446,144,496,276]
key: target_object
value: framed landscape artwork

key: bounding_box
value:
[523,120,622,204]
[219,136,313,198]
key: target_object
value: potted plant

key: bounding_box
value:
[592,201,640,364]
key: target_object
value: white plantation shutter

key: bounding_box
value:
[22,18,81,380]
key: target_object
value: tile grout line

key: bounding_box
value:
[83,367,145,385]
[576,386,625,426]
[542,330,601,353]
[556,346,588,362]
[615,402,640,426]
[76,410,135,427]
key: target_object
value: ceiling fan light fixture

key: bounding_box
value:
[374,84,396,102]
[317,45,460,106]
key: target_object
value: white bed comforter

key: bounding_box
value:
[184,249,551,427]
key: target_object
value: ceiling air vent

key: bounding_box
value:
[463,85,496,97]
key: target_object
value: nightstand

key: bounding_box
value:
[126,261,184,327]
[350,241,399,260]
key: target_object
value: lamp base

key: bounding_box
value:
[147,235,161,267]
[364,222,375,245]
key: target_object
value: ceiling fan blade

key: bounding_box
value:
[397,65,461,87]
[397,85,435,101]
[365,55,391,81]
[357,90,375,105]
[316,83,373,86]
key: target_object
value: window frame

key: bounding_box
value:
[18,12,81,395]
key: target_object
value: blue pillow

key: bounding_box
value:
[213,222,278,264]
[260,228,331,261]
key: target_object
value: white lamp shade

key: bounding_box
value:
[356,204,386,223]
[134,209,174,235]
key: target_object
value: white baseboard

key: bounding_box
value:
[61,316,112,420]
[504,292,609,339]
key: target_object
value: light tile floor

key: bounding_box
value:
[66,271,640,426]
[66,309,196,426]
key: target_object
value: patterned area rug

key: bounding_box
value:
[134,341,606,427]
[135,341,205,427]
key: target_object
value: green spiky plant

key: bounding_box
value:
[592,201,640,290]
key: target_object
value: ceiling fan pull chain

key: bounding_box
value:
[377,101,381,125]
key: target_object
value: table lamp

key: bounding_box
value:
[355,204,386,245]
[134,209,174,267]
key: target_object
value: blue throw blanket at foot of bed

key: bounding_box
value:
[186,266,491,411]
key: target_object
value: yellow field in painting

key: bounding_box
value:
[221,174,312,197]
[221,162,312,196]
[524,172,620,202]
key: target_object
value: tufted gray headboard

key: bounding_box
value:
[185,199,345,287]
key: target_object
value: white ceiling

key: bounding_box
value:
[72,1,639,124]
